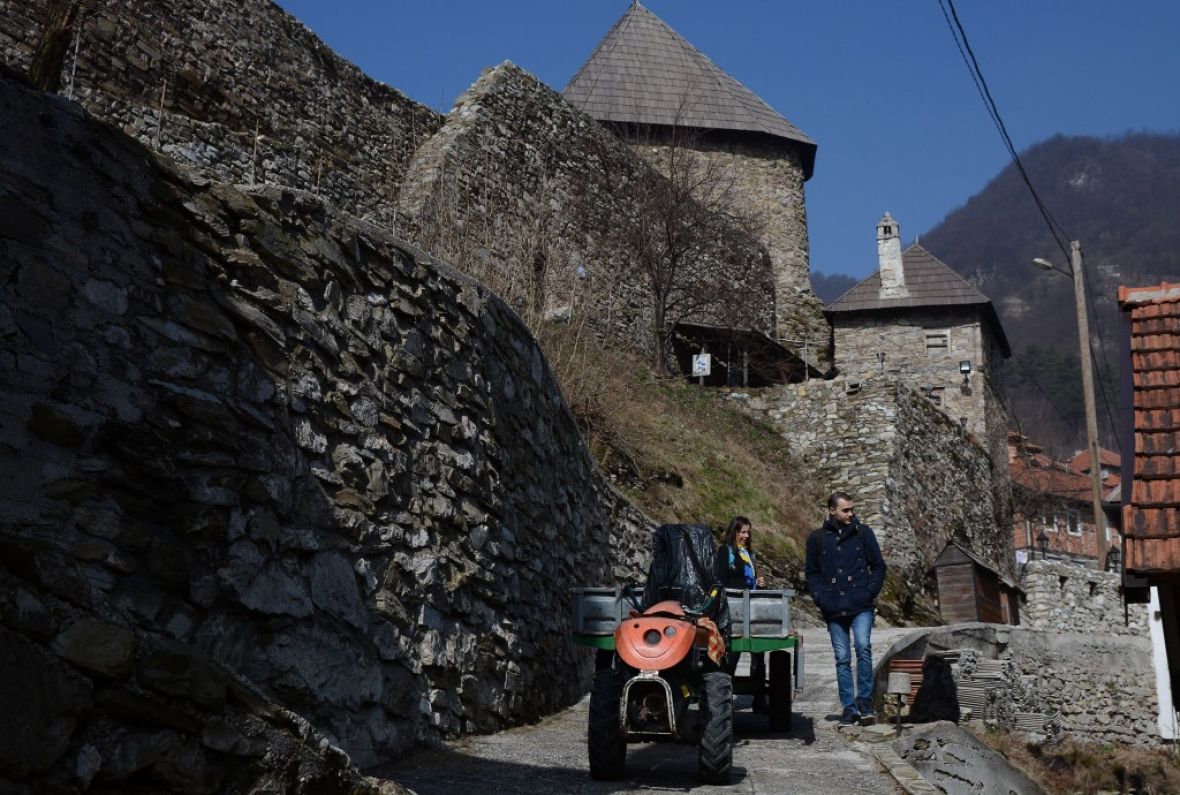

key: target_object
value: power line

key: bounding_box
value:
[937,0,1122,453]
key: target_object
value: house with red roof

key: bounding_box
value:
[1118,281,1180,730]
[1009,432,1116,566]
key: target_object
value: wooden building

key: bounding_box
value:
[933,542,1022,625]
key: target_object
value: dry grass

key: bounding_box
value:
[539,326,824,590]
[970,726,1180,794]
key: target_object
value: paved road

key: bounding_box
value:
[378,627,913,794]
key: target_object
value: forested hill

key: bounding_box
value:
[918,132,1180,455]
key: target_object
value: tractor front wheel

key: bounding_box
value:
[698,671,733,784]
[588,667,626,780]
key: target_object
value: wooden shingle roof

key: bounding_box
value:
[1118,281,1180,577]
[563,2,817,178]
[825,244,1012,356]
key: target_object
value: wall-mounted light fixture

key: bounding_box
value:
[1106,544,1122,573]
[1037,529,1050,560]
[876,351,886,371]
[959,360,972,386]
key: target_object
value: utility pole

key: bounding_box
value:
[1070,241,1107,571]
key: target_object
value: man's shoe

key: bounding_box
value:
[857,702,877,725]
[837,707,859,726]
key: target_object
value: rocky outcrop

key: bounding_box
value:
[0,67,651,790]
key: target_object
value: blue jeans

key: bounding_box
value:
[827,609,874,713]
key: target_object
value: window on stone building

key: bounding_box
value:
[1045,513,1058,533]
[1067,510,1082,535]
[925,330,949,351]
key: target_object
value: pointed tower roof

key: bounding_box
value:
[826,243,1012,356]
[563,2,817,178]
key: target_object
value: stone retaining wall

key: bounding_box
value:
[1021,560,1147,635]
[0,71,650,788]
[883,625,1161,747]
[731,374,1009,584]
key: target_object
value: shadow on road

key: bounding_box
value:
[377,743,751,794]
[377,710,817,794]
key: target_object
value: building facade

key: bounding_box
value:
[563,2,828,355]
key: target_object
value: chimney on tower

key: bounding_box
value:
[877,212,908,299]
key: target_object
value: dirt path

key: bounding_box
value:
[376,627,912,794]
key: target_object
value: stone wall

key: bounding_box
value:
[1021,560,1147,635]
[634,133,827,355]
[0,0,443,226]
[731,373,1010,583]
[0,71,651,787]
[887,625,1162,747]
[396,62,778,358]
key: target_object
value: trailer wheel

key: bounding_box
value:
[768,650,792,732]
[588,668,626,780]
[698,671,733,784]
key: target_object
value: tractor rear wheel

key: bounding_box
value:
[698,671,733,784]
[768,649,792,732]
[588,667,626,780]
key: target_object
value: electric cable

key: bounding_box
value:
[938,0,1123,453]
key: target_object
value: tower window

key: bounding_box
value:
[925,331,949,351]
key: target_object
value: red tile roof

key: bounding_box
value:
[1067,447,1122,474]
[1009,441,1093,503]
[1118,282,1180,576]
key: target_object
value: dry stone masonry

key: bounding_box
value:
[0,69,651,790]
[731,374,1011,588]
[397,62,778,357]
[0,0,443,227]
[1021,560,1148,635]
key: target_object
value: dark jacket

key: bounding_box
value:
[714,544,755,590]
[804,516,886,620]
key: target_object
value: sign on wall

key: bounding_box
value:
[692,353,711,377]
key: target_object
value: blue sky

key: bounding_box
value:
[274,1,1180,280]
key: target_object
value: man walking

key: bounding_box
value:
[805,491,887,726]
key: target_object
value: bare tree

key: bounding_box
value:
[604,102,771,373]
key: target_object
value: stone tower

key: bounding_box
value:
[563,2,827,355]
[876,212,909,299]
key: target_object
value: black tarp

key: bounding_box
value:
[641,524,731,639]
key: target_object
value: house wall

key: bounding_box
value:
[831,307,994,439]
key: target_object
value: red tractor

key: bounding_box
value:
[573,524,803,783]
[577,524,735,784]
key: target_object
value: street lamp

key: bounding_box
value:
[959,360,972,386]
[1106,544,1122,573]
[1031,240,1107,571]
[1037,529,1050,560]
